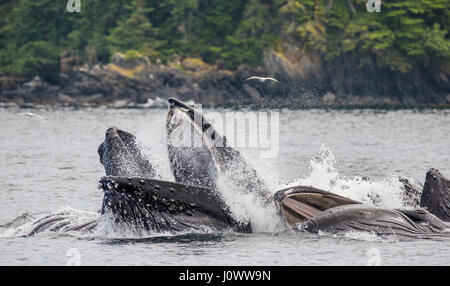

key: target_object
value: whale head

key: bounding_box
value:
[420,169,450,222]
[98,127,156,178]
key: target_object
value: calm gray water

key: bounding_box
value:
[0,106,449,265]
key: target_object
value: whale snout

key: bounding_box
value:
[105,127,119,138]
[98,127,156,178]
[98,127,121,165]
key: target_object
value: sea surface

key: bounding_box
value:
[0,105,449,265]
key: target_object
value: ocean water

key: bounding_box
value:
[0,106,449,265]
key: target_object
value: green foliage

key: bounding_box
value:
[0,0,448,82]
[220,0,283,68]
[108,0,161,60]
[13,41,60,82]
[320,0,450,72]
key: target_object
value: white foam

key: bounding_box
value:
[317,230,398,242]
[215,175,285,233]
[2,142,409,238]
[279,144,406,209]
[138,97,167,108]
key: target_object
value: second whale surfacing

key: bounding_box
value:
[274,186,450,239]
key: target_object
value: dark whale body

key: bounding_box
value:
[100,176,250,233]
[98,126,251,233]
[2,211,99,237]
[274,186,450,240]
[303,205,450,239]
[167,145,218,189]
[19,97,450,240]
[96,99,450,239]
[420,168,450,222]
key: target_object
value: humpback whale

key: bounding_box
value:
[274,186,450,239]
[98,124,251,232]
[166,98,272,203]
[98,127,157,178]
[15,97,450,240]
[420,168,450,222]
[166,105,218,189]
[96,98,450,239]
[100,176,250,233]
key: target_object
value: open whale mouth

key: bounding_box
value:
[168,98,195,119]
[167,97,272,202]
[167,97,222,147]
[274,186,450,239]
[99,176,250,233]
[274,186,360,226]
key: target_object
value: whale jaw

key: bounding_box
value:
[99,176,251,233]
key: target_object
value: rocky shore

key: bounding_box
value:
[1,49,449,108]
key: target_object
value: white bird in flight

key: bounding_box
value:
[245,76,279,83]
[17,112,45,120]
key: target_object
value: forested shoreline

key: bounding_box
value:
[0,0,449,107]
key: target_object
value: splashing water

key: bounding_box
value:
[280,144,406,209]
[1,143,408,239]
[216,176,285,233]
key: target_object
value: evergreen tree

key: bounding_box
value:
[108,0,160,59]
[0,0,448,82]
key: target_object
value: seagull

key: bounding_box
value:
[17,112,45,120]
[245,76,279,83]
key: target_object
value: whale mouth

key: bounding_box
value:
[167,98,217,144]
[99,176,251,233]
[168,97,190,110]
[166,98,272,201]
[274,186,360,226]
[167,98,195,127]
